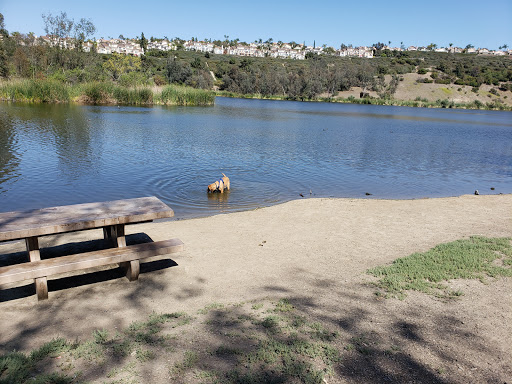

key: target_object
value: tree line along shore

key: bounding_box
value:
[1,14,511,109]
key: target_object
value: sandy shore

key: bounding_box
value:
[1,194,511,382]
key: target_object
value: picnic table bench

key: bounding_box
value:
[0,197,184,301]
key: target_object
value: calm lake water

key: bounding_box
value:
[1,97,511,219]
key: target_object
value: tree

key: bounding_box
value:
[427,43,437,51]
[73,17,95,51]
[372,42,385,50]
[103,53,141,81]
[0,13,9,78]
[42,11,73,48]
[139,32,147,53]
[323,46,335,55]
[0,13,7,37]
[166,57,191,84]
[191,57,202,69]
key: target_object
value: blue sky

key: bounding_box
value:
[1,0,511,49]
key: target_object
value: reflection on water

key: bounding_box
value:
[207,190,231,210]
[0,111,20,194]
[0,98,511,219]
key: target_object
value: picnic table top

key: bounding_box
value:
[0,196,174,242]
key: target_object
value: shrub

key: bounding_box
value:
[119,72,151,87]
[153,74,167,86]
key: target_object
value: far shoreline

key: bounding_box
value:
[1,78,511,111]
[215,92,512,111]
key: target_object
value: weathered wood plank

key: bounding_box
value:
[0,239,184,286]
[0,197,174,242]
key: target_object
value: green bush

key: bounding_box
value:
[119,72,151,87]
[153,74,167,86]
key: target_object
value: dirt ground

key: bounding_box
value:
[1,194,511,383]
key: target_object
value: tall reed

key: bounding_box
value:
[158,85,215,106]
[0,79,70,103]
[0,79,214,106]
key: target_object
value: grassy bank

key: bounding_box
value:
[0,79,215,106]
[216,90,512,111]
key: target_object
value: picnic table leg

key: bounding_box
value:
[103,225,140,281]
[25,236,48,301]
[123,259,140,281]
[103,224,126,247]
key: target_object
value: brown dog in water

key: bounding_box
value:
[207,173,230,193]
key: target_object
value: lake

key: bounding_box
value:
[1,97,511,219]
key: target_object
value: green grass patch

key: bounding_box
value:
[367,236,512,298]
[0,338,72,384]
[274,298,295,312]
[440,87,453,95]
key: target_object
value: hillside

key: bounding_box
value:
[333,72,512,108]
[1,28,512,109]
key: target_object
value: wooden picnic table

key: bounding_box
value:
[0,197,184,301]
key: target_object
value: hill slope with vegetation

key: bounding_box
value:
[0,12,511,109]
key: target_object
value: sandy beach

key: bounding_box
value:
[1,194,511,383]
